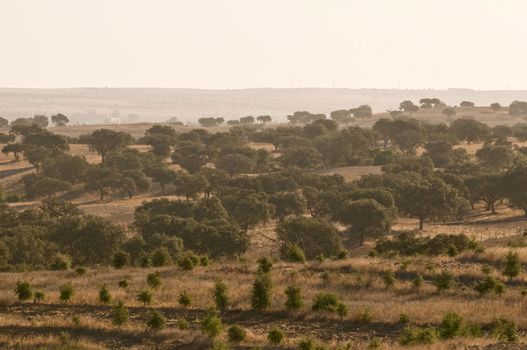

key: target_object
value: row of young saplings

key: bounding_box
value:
[12,255,526,348]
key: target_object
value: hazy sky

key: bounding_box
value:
[1,0,526,89]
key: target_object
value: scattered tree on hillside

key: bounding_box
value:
[51,113,69,127]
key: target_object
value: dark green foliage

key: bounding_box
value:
[33,290,46,303]
[257,257,273,273]
[51,215,125,266]
[227,325,246,343]
[178,251,200,270]
[118,279,129,289]
[251,273,272,311]
[493,318,518,342]
[112,251,130,269]
[99,285,111,304]
[201,308,223,338]
[337,302,349,319]
[474,276,505,296]
[311,293,343,313]
[399,326,439,345]
[412,274,424,290]
[150,247,172,267]
[84,129,132,164]
[284,285,303,311]
[147,271,161,289]
[178,291,192,307]
[267,327,284,345]
[59,283,74,303]
[137,290,153,306]
[503,251,521,280]
[177,319,190,330]
[284,243,306,263]
[146,310,166,332]
[15,281,33,301]
[432,271,456,292]
[374,232,478,257]
[382,271,396,288]
[111,301,129,327]
[213,280,229,310]
[50,253,72,270]
[277,217,343,260]
[134,198,250,258]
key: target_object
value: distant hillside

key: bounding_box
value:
[1,87,527,124]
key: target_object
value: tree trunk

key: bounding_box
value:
[491,202,496,214]
[419,216,424,230]
[99,190,104,201]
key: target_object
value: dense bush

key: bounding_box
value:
[277,217,343,260]
[374,232,478,257]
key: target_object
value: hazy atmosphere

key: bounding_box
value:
[3,2,527,350]
[1,0,527,89]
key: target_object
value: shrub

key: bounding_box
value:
[151,247,172,267]
[284,243,306,263]
[432,271,455,292]
[312,293,342,313]
[337,302,349,319]
[33,290,45,303]
[201,308,223,338]
[177,319,190,330]
[137,290,153,306]
[439,312,465,339]
[374,232,478,257]
[59,283,74,303]
[412,274,424,290]
[112,251,130,269]
[284,285,303,311]
[267,327,284,345]
[213,280,229,310]
[118,279,129,289]
[399,313,410,324]
[15,281,33,301]
[474,275,505,296]
[493,318,518,342]
[257,257,273,273]
[437,315,482,339]
[147,271,161,289]
[140,256,151,268]
[251,273,272,311]
[399,326,439,345]
[337,250,348,260]
[277,217,343,260]
[50,253,71,271]
[357,308,372,323]
[146,310,166,332]
[382,271,396,288]
[200,255,210,266]
[111,301,129,327]
[98,285,111,304]
[227,324,246,343]
[298,339,316,350]
[178,251,199,270]
[503,251,521,280]
[178,291,192,307]
[71,315,81,326]
[75,267,87,276]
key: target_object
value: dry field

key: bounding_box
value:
[2,227,527,349]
